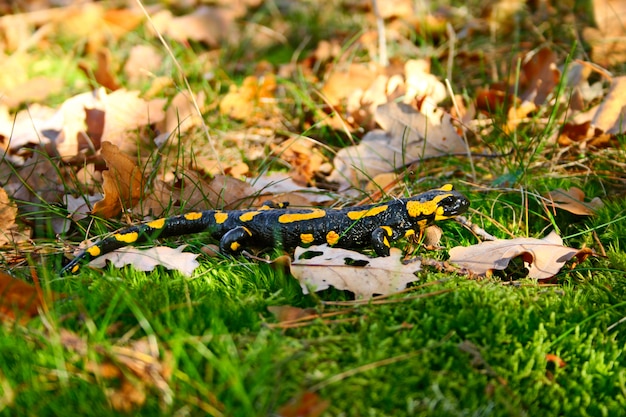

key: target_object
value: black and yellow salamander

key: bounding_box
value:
[61,184,469,274]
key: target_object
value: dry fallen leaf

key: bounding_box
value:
[151,6,238,47]
[267,305,318,323]
[161,90,205,136]
[0,270,60,323]
[219,74,277,121]
[544,187,604,215]
[277,391,330,417]
[26,88,165,159]
[403,59,447,113]
[0,271,39,322]
[583,0,626,66]
[249,173,334,207]
[78,48,121,91]
[97,89,166,155]
[517,47,560,106]
[88,245,200,277]
[0,187,18,246]
[320,63,381,107]
[60,330,174,412]
[270,137,325,186]
[291,245,421,298]
[449,231,590,280]
[3,153,62,219]
[0,103,57,164]
[558,75,626,147]
[591,76,626,134]
[0,76,64,109]
[328,102,466,189]
[179,172,259,210]
[123,45,163,84]
[91,141,145,218]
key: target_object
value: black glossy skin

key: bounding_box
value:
[61,186,470,274]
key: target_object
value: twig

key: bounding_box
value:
[455,215,498,241]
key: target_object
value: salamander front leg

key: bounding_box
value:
[371,226,398,257]
[219,226,253,254]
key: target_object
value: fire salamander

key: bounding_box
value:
[61,184,469,274]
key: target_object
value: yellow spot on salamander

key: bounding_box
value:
[239,211,260,222]
[114,232,138,243]
[404,229,415,237]
[214,212,228,224]
[185,212,203,221]
[326,231,340,245]
[381,226,393,236]
[147,218,166,229]
[87,246,101,257]
[346,205,388,220]
[230,241,241,251]
[434,206,449,221]
[300,233,314,244]
[242,226,252,236]
[279,209,326,223]
[71,264,80,274]
[406,194,452,220]
[439,184,454,192]
[383,237,390,247]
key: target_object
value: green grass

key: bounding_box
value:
[3,254,626,416]
[1,0,626,415]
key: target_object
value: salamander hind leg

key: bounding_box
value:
[219,226,254,254]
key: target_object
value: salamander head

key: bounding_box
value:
[405,184,470,223]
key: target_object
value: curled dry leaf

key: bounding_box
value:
[91,141,145,218]
[291,245,421,298]
[449,231,591,280]
[78,48,121,91]
[544,187,604,216]
[88,245,200,277]
[559,75,626,147]
[219,74,277,121]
